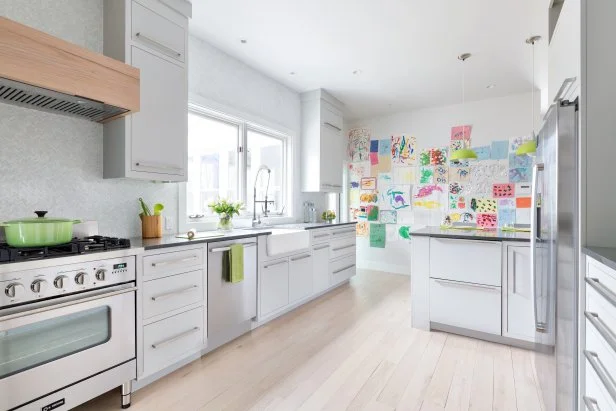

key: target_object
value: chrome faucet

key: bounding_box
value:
[252,165,272,227]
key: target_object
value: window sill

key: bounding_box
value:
[181,215,296,233]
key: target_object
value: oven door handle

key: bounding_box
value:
[0,285,137,322]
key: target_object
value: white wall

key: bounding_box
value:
[349,92,541,274]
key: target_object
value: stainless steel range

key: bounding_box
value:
[0,244,139,411]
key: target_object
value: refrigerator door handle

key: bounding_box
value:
[531,162,548,333]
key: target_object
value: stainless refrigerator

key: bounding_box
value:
[531,99,579,411]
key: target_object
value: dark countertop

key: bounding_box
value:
[583,246,616,272]
[275,222,357,230]
[131,230,272,251]
[411,226,531,242]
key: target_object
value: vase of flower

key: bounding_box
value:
[209,199,243,231]
[322,210,336,224]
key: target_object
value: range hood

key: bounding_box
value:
[0,17,139,122]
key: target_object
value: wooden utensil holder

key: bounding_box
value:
[141,215,163,238]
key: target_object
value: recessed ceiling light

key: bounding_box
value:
[240,39,247,44]
[289,71,296,75]
[486,84,496,89]
[353,69,362,75]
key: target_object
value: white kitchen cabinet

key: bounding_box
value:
[260,259,289,317]
[504,245,536,342]
[312,243,331,294]
[103,0,190,181]
[548,0,580,102]
[288,253,313,304]
[301,89,345,192]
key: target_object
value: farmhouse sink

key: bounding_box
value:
[265,229,310,256]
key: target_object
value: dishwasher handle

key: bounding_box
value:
[210,242,257,253]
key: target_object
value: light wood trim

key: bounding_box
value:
[0,17,139,117]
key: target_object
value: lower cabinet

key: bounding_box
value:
[260,258,289,317]
[504,245,536,342]
[289,253,313,304]
[331,254,356,286]
[312,243,331,294]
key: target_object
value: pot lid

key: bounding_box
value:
[4,211,79,224]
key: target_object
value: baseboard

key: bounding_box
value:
[357,260,409,275]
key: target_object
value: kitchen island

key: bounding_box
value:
[410,226,535,348]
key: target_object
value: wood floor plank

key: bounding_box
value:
[491,343,517,411]
[468,340,495,411]
[511,347,543,411]
[443,336,479,411]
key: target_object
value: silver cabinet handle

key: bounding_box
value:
[135,32,182,57]
[554,77,577,102]
[433,237,500,246]
[314,245,330,251]
[434,278,501,293]
[585,311,616,353]
[151,255,198,267]
[323,121,342,131]
[333,264,355,274]
[332,229,355,236]
[531,163,547,333]
[332,244,355,252]
[135,161,184,172]
[264,260,287,269]
[583,396,600,411]
[314,233,330,239]
[511,249,517,294]
[210,242,257,253]
[585,350,616,403]
[586,277,616,310]
[151,285,198,301]
[151,327,200,349]
[291,254,311,262]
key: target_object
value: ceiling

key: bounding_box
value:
[190,0,548,121]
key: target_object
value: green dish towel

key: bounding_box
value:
[226,244,244,283]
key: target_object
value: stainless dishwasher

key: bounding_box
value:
[207,238,258,351]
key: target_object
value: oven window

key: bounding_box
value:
[0,306,110,379]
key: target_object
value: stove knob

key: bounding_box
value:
[31,279,48,294]
[53,275,69,289]
[5,282,25,299]
[75,272,90,286]
[95,269,107,281]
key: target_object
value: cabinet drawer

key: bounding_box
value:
[311,229,331,244]
[330,255,356,286]
[260,258,289,317]
[143,306,204,376]
[321,105,343,132]
[142,270,204,319]
[131,1,185,62]
[586,314,616,387]
[143,247,203,280]
[330,236,356,260]
[331,226,356,238]
[585,352,616,409]
[429,238,501,286]
[429,278,501,335]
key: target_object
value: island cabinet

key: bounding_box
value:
[411,231,534,348]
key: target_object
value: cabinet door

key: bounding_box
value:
[505,245,536,341]
[312,244,330,294]
[319,124,343,191]
[260,259,289,317]
[130,46,187,180]
[289,253,313,304]
[548,0,580,102]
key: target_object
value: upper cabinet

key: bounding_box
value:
[301,89,345,193]
[548,0,580,103]
[103,0,191,182]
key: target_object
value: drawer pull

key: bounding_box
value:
[434,237,500,245]
[586,277,616,310]
[332,244,355,252]
[585,311,616,353]
[151,326,200,349]
[333,264,355,274]
[291,254,311,262]
[264,260,287,269]
[314,234,330,239]
[434,278,500,292]
[210,242,257,253]
[151,255,199,268]
[332,229,355,236]
[583,396,600,411]
[314,245,330,251]
[585,350,616,403]
[135,32,182,57]
[151,285,198,301]
[323,121,342,132]
[135,161,183,171]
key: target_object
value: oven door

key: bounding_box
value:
[0,284,136,411]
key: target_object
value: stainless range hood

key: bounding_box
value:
[0,17,139,123]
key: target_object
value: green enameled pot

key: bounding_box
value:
[1,211,81,247]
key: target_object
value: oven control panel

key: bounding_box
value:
[0,255,136,307]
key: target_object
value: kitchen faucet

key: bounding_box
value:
[252,165,272,227]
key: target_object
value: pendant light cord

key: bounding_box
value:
[531,40,535,137]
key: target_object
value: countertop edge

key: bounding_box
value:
[583,246,616,272]
[135,232,271,251]
[410,228,531,243]
[303,222,357,230]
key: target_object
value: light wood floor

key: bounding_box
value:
[77,270,544,411]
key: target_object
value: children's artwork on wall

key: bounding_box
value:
[391,135,417,165]
[516,183,532,196]
[430,147,448,165]
[451,125,472,143]
[393,166,416,184]
[370,140,379,153]
[490,161,510,183]
[477,213,497,228]
[498,208,516,227]
[380,210,397,224]
[509,153,533,168]
[412,184,445,211]
[350,181,360,189]
[516,197,532,208]
[449,182,463,195]
[510,136,532,152]
[398,225,411,239]
[360,192,378,203]
[434,165,448,184]
[370,152,379,165]
[370,223,386,248]
[367,205,380,221]
[386,186,411,209]
[449,167,471,183]
[349,162,370,181]
[476,198,497,213]
[356,221,369,237]
[349,189,360,206]
[347,128,371,162]
[350,208,362,221]
[414,184,443,198]
[498,198,516,209]
[516,208,531,225]
[469,164,493,196]
[509,167,531,183]
[378,173,392,188]
[419,166,434,184]
[372,152,392,175]
[449,195,468,210]
[473,146,491,161]
[419,149,431,166]
[491,140,509,160]
[378,139,391,156]
[492,183,515,198]
[360,177,377,190]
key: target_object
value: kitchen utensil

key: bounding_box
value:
[0,211,81,247]
[138,197,152,216]
[153,203,164,216]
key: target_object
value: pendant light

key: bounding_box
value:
[516,35,542,156]
[451,53,478,161]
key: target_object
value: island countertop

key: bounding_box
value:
[583,246,616,272]
[411,226,531,242]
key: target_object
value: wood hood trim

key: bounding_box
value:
[0,17,139,122]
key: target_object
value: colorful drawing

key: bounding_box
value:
[349,189,360,206]
[449,167,471,183]
[412,200,443,209]
[370,223,386,248]
[414,184,443,198]
[378,173,392,187]
[473,146,491,161]
[477,213,498,228]
[492,183,515,198]
[419,149,431,166]
[516,197,532,208]
[360,192,378,203]
[380,210,397,224]
[498,208,516,227]
[498,198,516,209]
[509,153,533,168]
[370,152,379,165]
[378,139,392,156]
[348,163,369,180]
[386,186,411,210]
[434,165,448,184]
[460,212,475,222]
[516,183,532,196]
[449,195,467,210]
[491,140,509,160]
[356,222,369,237]
[449,139,464,152]
[430,147,448,165]
[347,128,371,161]
[451,125,472,142]
[349,208,361,221]
[360,177,377,190]
[419,166,434,184]
[350,181,359,188]
[370,140,379,153]
[391,135,416,165]
[509,167,531,183]
[476,198,497,213]
[398,225,411,239]
[449,182,463,195]
[393,166,416,184]
[367,205,379,221]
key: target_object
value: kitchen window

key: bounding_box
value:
[184,105,291,225]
